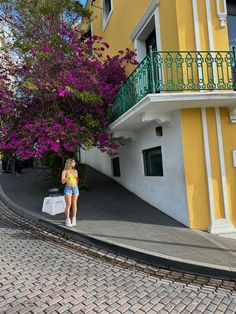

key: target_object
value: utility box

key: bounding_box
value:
[42,196,65,215]
[233,150,236,168]
[42,188,65,215]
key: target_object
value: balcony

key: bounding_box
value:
[110,48,236,124]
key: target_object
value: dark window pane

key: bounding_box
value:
[227,1,236,48]
[145,29,157,54]
[112,157,120,177]
[227,0,236,15]
[143,146,163,176]
[104,0,111,14]
[228,15,236,48]
[155,126,163,137]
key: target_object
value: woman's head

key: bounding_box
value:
[64,158,76,170]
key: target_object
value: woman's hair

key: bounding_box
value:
[64,158,76,170]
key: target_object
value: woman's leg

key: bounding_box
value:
[72,194,79,218]
[64,194,72,219]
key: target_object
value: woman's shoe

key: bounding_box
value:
[65,218,72,227]
[72,217,77,227]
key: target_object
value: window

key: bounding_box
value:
[133,15,157,62]
[112,157,120,177]
[227,0,236,48]
[132,15,160,93]
[227,0,236,88]
[155,126,163,137]
[81,25,92,41]
[145,29,157,55]
[103,0,113,29]
[143,146,163,176]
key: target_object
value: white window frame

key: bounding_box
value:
[103,0,113,31]
[129,0,162,95]
[130,0,161,62]
[90,22,93,36]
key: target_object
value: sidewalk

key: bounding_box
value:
[1,165,236,280]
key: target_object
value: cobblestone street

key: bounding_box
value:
[1,201,236,314]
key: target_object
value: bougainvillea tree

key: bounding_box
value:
[0,3,137,185]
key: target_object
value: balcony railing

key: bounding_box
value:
[111,47,236,122]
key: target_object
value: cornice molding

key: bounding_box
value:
[130,0,160,41]
[141,112,172,126]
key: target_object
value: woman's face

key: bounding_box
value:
[71,160,76,167]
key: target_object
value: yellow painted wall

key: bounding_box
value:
[87,0,236,230]
[88,0,231,56]
[206,108,224,219]
[87,0,232,82]
[181,108,210,230]
[220,108,236,226]
[198,0,210,50]
[89,0,151,58]
[159,0,179,50]
[210,0,230,50]
[88,0,181,74]
[182,107,236,229]
[175,0,195,51]
[89,0,186,52]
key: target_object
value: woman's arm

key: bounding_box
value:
[76,170,79,183]
[61,170,68,184]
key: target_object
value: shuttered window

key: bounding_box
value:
[143,146,163,176]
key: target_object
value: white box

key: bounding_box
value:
[42,196,66,215]
[233,150,236,168]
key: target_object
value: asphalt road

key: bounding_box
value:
[0,200,236,314]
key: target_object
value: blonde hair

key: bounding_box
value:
[64,158,76,170]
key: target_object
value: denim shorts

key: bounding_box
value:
[64,185,79,196]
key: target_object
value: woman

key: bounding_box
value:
[61,158,79,227]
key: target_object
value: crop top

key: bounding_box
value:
[66,172,77,186]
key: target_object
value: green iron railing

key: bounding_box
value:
[111,47,236,122]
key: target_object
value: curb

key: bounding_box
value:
[39,218,236,281]
[0,182,236,281]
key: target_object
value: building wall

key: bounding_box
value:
[181,107,236,230]
[90,0,148,51]
[81,110,190,226]
[210,0,230,50]
[179,0,235,231]
[175,0,195,50]
[181,108,210,230]
[80,147,113,177]
[206,108,225,220]
[89,0,153,73]
[88,0,231,55]
[88,0,189,73]
[158,0,178,50]
[220,108,236,227]
[197,0,210,50]
[85,0,236,231]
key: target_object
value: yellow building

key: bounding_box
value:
[82,0,236,236]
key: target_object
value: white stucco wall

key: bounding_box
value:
[80,110,190,226]
[80,147,113,177]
